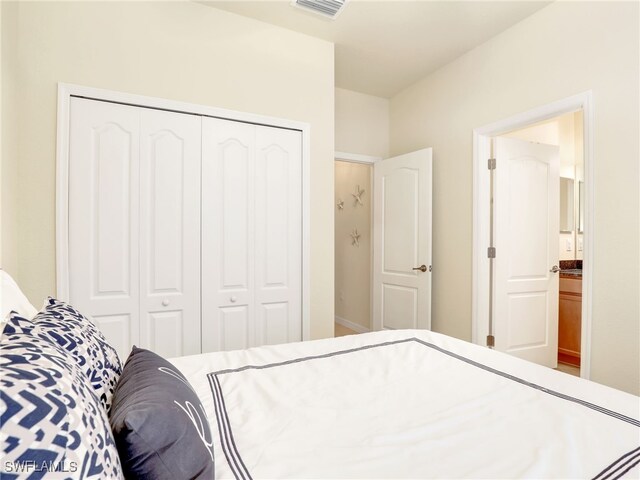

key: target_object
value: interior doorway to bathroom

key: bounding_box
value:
[472,93,592,379]
[500,111,584,377]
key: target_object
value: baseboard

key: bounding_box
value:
[558,350,581,367]
[335,316,370,334]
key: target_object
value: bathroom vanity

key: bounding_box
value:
[558,267,582,367]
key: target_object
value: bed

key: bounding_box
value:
[1,284,639,479]
[170,329,640,479]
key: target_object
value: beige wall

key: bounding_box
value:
[1,1,19,278]
[5,1,335,339]
[335,87,389,158]
[390,2,639,394]
[335,161,371,330]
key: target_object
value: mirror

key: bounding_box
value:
[578,181,584,234]
[560,177,575,233]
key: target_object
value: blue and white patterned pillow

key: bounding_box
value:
[34,298,122,412]
[0,313,124,479]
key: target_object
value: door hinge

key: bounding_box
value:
[488,158,496,170]
[487,247,496,258]
[486,335,495,348]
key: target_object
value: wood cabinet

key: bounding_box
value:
[558,276,582,367]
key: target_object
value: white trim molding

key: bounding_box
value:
[56,82,312,341]
[335,151,381,164]
[471,91,594,380]
[335,316,370,334]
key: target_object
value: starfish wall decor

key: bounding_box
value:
[350,228,361,247]
[352,185,365,206]
[336,199,344,210]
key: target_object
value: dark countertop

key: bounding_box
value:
[560,269,582,278]
[559,260,582,278]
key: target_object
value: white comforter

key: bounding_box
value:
[170,330,640,479]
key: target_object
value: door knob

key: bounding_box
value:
[412,265,428,273]
[162,299,170,306]
[549,265,561,273]
[230,296,237,303]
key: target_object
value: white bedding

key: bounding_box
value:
[170,330,640,479]
[0,270,38,322]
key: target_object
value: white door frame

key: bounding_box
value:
[334,151,380,333]
[56,82,312,341]
[471,91,594,379]
[335,151,381,166]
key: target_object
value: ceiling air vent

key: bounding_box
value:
[292,0,348,20]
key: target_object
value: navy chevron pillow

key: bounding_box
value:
[0,313,124,479]
[34,298,122,412]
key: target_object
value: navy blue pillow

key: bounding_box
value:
[109,347,214,479]
[1,313,124,479]
[34,297,122,412]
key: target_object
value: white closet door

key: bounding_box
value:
[69,98,202,360]
[69,98,140,360]
[201,118,302,352]
[139,109,201,358]
[202,118,255,352]
[254,125,302,346]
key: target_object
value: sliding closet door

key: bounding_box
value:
[68,98,201,360]
[69,98,141,359]
[201,118,302,352]
[138,109,201,357]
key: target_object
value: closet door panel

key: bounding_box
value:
[257,303,289,346]
[139,109,201,358]
[91,314,132,360]
[146,311,184,357]
[69,98,140,361]
[219,306,250,351]
[221,140,250,290]
[255,126,302,345]
[202,118,255,352]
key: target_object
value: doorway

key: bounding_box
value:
[334,148,433,337]
[503,112,584,376]
[472,92,593,379]
[334,155,376,337]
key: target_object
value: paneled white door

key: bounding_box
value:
[139,109,201,358]
[254,126,302,347]
[69,98,141,360]
[201,118,302,352]
[68,98,201,360]
[372,148,432,331]
[493,137,560,367]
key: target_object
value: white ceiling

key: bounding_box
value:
[200,0,552,98]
